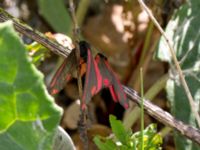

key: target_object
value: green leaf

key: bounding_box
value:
[109,115,127,145]
[37,0,71,34]
[156,0,200,149]
[132,124,162,150]
[143,125,162,150]
[0,21,62,149]
[93,136,116,150]
[26,42,49,66]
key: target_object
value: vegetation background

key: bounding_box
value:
[0,0,199,149]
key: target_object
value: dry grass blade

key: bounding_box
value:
[137,0,200,127]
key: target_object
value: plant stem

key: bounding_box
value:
[0,9,71,58]
[133,38,158,92]
[123,73,168,129]
[159,127,172,138]
[69,0,83,107]
[128,20,154,91]
[69,1,88,149]
[140,68,144,150]
[137,0,200,127]
[140,21,154,66]
[144,74,168,100]
[123,86,200,145]
[76,0,90,26]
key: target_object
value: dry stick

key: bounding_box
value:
[68,1,83,105]
[68,1,89,149]
[0,9,71,58]
[137,0,200,127]
[123,86,200,145]
[0,9,200,145]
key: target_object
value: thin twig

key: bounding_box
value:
[0,9,71,58]
[68,1,89,149]
[0,8,200,145]
[140,68,144,150]
[68,0,83,102]
[137,0,200,127]
[123,86,200,145]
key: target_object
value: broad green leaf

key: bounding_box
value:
[37,0,71,34]
[156,0,200,149]
[0,21,62,149]
[109,115,127,145]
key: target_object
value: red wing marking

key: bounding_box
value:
[51,89,59,95]
[91,86,97,95]
[49,51,76,95]
[95,53,129,109]
[50,59,68,88]
[50,41,129,109]
[79,42,98,110]
[103,79,110,87]
[109,86,118,102]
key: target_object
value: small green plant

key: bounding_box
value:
[94,115,162,150]
[26,42,49,66]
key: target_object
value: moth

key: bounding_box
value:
[49,41,129,110]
